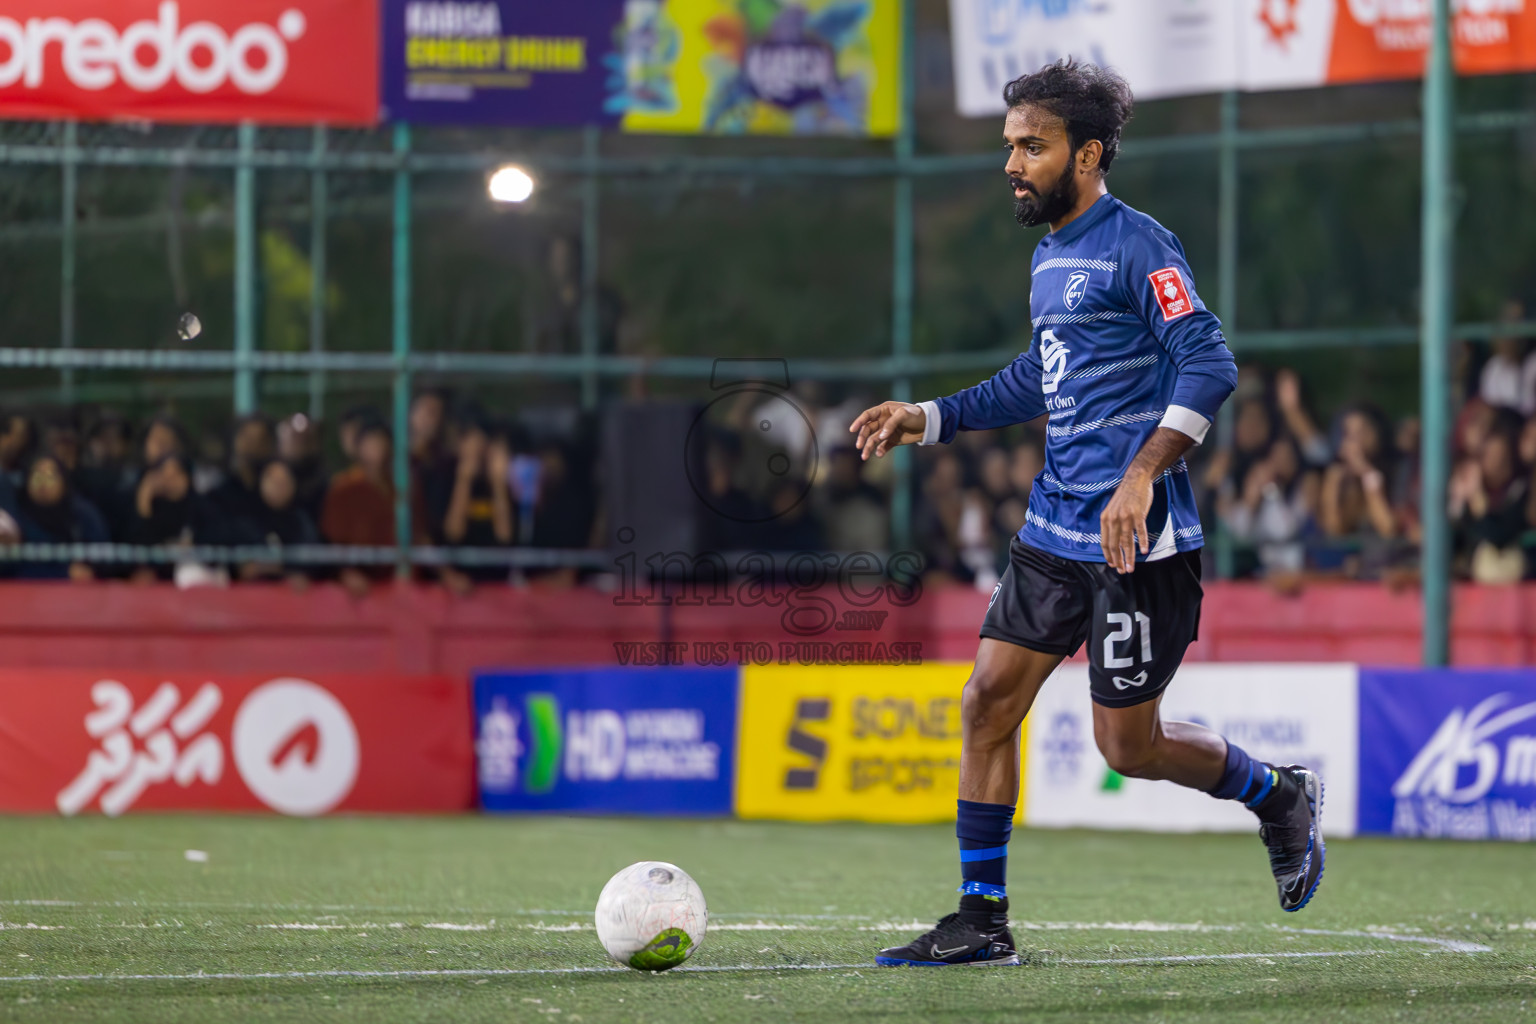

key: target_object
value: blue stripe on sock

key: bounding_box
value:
[958,845,1010,863]
[958,881,1007,898]
[1241,761,1255,800]
[1244,769,1276,809]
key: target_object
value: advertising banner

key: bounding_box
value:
[382,0,900,135]
[952,0,1536,116]
[0,1,379,125]
[0,671,473,815]
[736,663,1023,823]
[1359,668,1536,840]
[1025,664,1359,837]
[474,667,737,815]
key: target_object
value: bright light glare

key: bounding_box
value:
[488,165,535,203]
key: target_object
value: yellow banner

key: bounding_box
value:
[616,0,901,137]
[736,664,1027,823]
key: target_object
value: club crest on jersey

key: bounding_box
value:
[1063,270,1090,310]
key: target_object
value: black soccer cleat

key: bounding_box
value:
[875,913,1020,967]
[1257,764,1325,913]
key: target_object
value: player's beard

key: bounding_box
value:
[1013,160,1078,229]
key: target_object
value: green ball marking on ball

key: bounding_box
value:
[628,928,693,971]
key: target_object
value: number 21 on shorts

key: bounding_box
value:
[1103,611,1152,669]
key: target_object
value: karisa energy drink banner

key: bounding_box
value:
[0,0,379,124]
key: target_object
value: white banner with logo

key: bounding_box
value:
[1025,663,1359,837]
[952,0,1536,116]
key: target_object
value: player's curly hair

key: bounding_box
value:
[1003,58,1134,174]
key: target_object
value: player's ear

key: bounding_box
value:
[1077,140,1103,175]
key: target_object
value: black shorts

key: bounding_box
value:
[980,536,1203,708]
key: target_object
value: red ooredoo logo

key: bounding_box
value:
[0,2,307,95]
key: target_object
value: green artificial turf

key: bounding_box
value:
[0,815,1531,1022]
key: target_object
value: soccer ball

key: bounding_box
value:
[594,861,707,971]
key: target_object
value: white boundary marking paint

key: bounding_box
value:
[0,924,1489,984]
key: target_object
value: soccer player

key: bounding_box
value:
[850,59,1324,968]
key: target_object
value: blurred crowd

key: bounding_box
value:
[0,390,596,594]
[3,308,1535,592]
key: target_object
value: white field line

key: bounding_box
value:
[0,941,1486,985]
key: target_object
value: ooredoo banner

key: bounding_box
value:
[1025,663,1360,837]
[0,1,379,125]
[1358,668,1536,840]
[474,667,738,815]
[735,663,1025,823]
[0,672,473,815]
[953,0,1536,115]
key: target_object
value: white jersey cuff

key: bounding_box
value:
[1160,404,1211,444]
[917,401,942,446]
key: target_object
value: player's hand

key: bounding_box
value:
[849,401,926,461]
[1101,473,1154,574]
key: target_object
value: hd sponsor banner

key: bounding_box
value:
[474,667,737,815]
[382,0,900,135]
[1359,668,1536,840]
[736,663,1025,823]
[1025,663,1359,837]
[952,0,1536,116]
[0,1,379,125]
[0,672,473,815]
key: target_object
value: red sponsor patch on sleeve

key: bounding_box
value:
[1147,266,1195,321]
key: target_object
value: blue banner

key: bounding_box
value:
[474,667,738,814]
[381,0,624,127]
[1358,668,1536,840]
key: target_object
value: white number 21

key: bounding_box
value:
[1103,611,1153,669]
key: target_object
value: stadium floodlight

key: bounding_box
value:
[488,165,535,204]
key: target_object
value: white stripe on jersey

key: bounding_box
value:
[1061,353,1160,382]
[1046,409,1164,439]
[1033,257,1118,275]
[1031,309,1137,329]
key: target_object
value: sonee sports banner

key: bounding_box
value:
[0,671,474,815]
[0,1,379,125]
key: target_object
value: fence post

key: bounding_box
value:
[581,126,601,412]
[60,120,77,405]
[1213,90,1239,580]
[234,121,257,415]
[1419,0,1455,666]
[309,125,328,422]
[889,0,917,555]
[392,123,414,581]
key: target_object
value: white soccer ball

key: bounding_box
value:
[594,861,707,971]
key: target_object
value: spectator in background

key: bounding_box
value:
[321,417,409,596]
[277,413,328,523]
[815,445,889,552]
[227,460,320,588]
[528,439,598,585]
[2,453,108,581]
[697,429,761,551]
[0,413,34,481]
[337,406,376,466]
[1318,405,1398,577]
[916,451,968,583]
[1273,369,1332,467]
[1391,416,1422,545]
[41,414,81,483]
[205,414,275,538]
[141,415,186,467]
[78,414,134,540]
[1220,434,1317,577]
[439,419,514,593]
[1480,299,1530,413]
[125,453,199,582]
[1450,410,1527,583]
[1203,395,1275,513]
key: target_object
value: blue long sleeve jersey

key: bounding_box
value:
[918,194,1237,563]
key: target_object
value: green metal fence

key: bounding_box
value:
[0,2,1532,661]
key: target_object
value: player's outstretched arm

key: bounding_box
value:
[849,401,927,461]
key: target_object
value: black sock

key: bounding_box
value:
[958,894,1008,929]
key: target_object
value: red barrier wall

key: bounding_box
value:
[0,580,1529,672]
